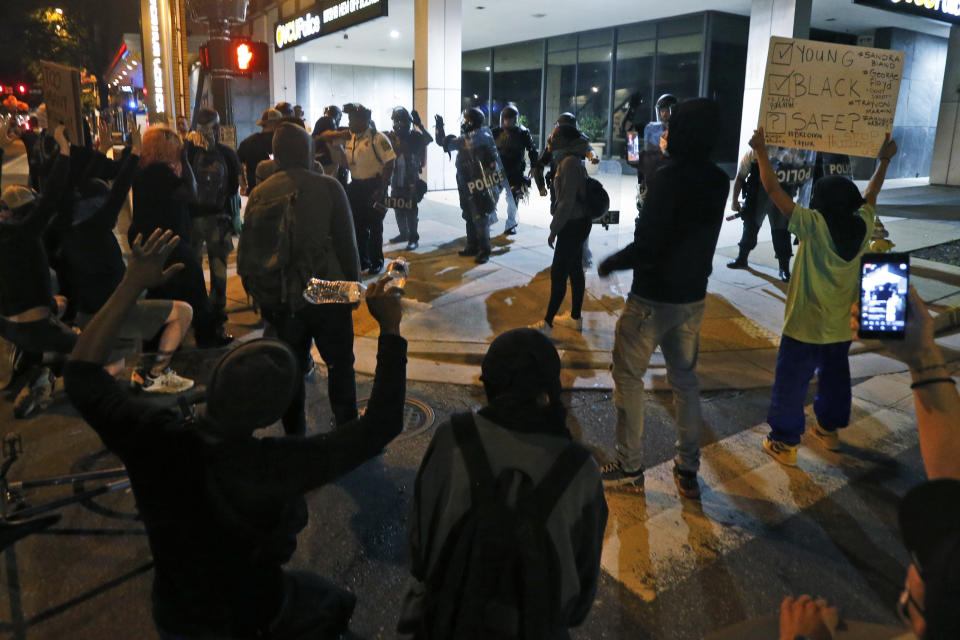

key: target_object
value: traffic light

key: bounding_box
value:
[199,39,268,75]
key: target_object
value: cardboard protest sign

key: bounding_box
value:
[758,37,905,158]
[40,61,83,145]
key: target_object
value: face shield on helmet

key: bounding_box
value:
[656,94,678,124]
[460,107,485,134]
[391,106,412,136]
[500,105,519,128]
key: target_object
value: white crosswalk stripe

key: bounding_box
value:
[600,372,918,603]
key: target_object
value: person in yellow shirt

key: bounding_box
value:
[749,127,898,466]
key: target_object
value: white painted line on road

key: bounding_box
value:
[601,376,918,602]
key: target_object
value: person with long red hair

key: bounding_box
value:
[130,125,231,348]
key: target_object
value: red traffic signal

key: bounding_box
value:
[17,85,26,95]
[199,39,267,75]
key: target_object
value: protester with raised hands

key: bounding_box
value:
[755,126,898,466]
[65,229,408,640]
[0,125,73,418]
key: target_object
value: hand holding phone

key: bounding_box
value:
[626,132,640,164]
[858,253,909,340]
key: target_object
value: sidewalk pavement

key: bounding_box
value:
[240,174,958,391]
[199,171,960,391]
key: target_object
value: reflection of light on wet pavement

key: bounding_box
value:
[600,376,919,603]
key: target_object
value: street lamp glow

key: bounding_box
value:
[55,7,63,14]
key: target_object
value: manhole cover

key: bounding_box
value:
[357,397,436,442]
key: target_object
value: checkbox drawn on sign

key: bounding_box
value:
[766,112,787,134]
[771,42,793,65]
[769,74,791,97]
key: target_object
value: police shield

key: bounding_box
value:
[460,127,511,217]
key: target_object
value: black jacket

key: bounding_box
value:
[601,159,729,303]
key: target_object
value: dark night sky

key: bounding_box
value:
[0,0,142,80]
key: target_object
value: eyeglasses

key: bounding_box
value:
[897,584,924,627]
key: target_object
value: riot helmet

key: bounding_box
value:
[556,112,577,127]
[461,107,485,134]
[391,106,413,136]
[343,103,372,134]
[656,94,678,123]
[501,104,519,128]
[195,107,221,146]
[324,105,342,128]
[274,102,294,117]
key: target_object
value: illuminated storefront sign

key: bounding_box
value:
[275,11,322,50]
[140,0,176,121]
[854,0,960,25]
[148,0,164,113]
[321,0,387,35]
[274,0,388,51]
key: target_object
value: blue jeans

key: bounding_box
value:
[767,335,852,446]
[612,294,705,474]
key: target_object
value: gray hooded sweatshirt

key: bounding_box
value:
[246,124,361,287]
[549,136,590,235]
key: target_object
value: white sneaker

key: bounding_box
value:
[528,320,553,337]
[135,367,195,393]
[553,313,583,332]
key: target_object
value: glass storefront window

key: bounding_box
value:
[655,16,704,107]
[708,13,749,163]
[612,36,655,157]
[463,48,491,122]
[576,29,612,147]
[544,35,578,133]
[492,40,544,146]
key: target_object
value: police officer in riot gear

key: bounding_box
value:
[634,93,678,199]
[386,106,432,250]
[728,146,815,281]
[492,103,539,235]
[324,105,343,129]
[435,107,507,264]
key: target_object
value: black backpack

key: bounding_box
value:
[581,176,610,220]
[418,413,590,640]
[194,147,228,212]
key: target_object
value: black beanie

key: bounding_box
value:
[480,328,562,403]
[206,339,299,436]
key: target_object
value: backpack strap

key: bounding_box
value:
[450,412,495,501]
[527,442,591,522]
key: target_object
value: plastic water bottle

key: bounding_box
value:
[385,257,409,293]
[303,279,364,304]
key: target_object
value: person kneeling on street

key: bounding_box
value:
[65,229,409,640]
[0,125,73,419]
[398,327,607,639]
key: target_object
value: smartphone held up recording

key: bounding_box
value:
[626,132,640,163]
[858,253,909,340]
